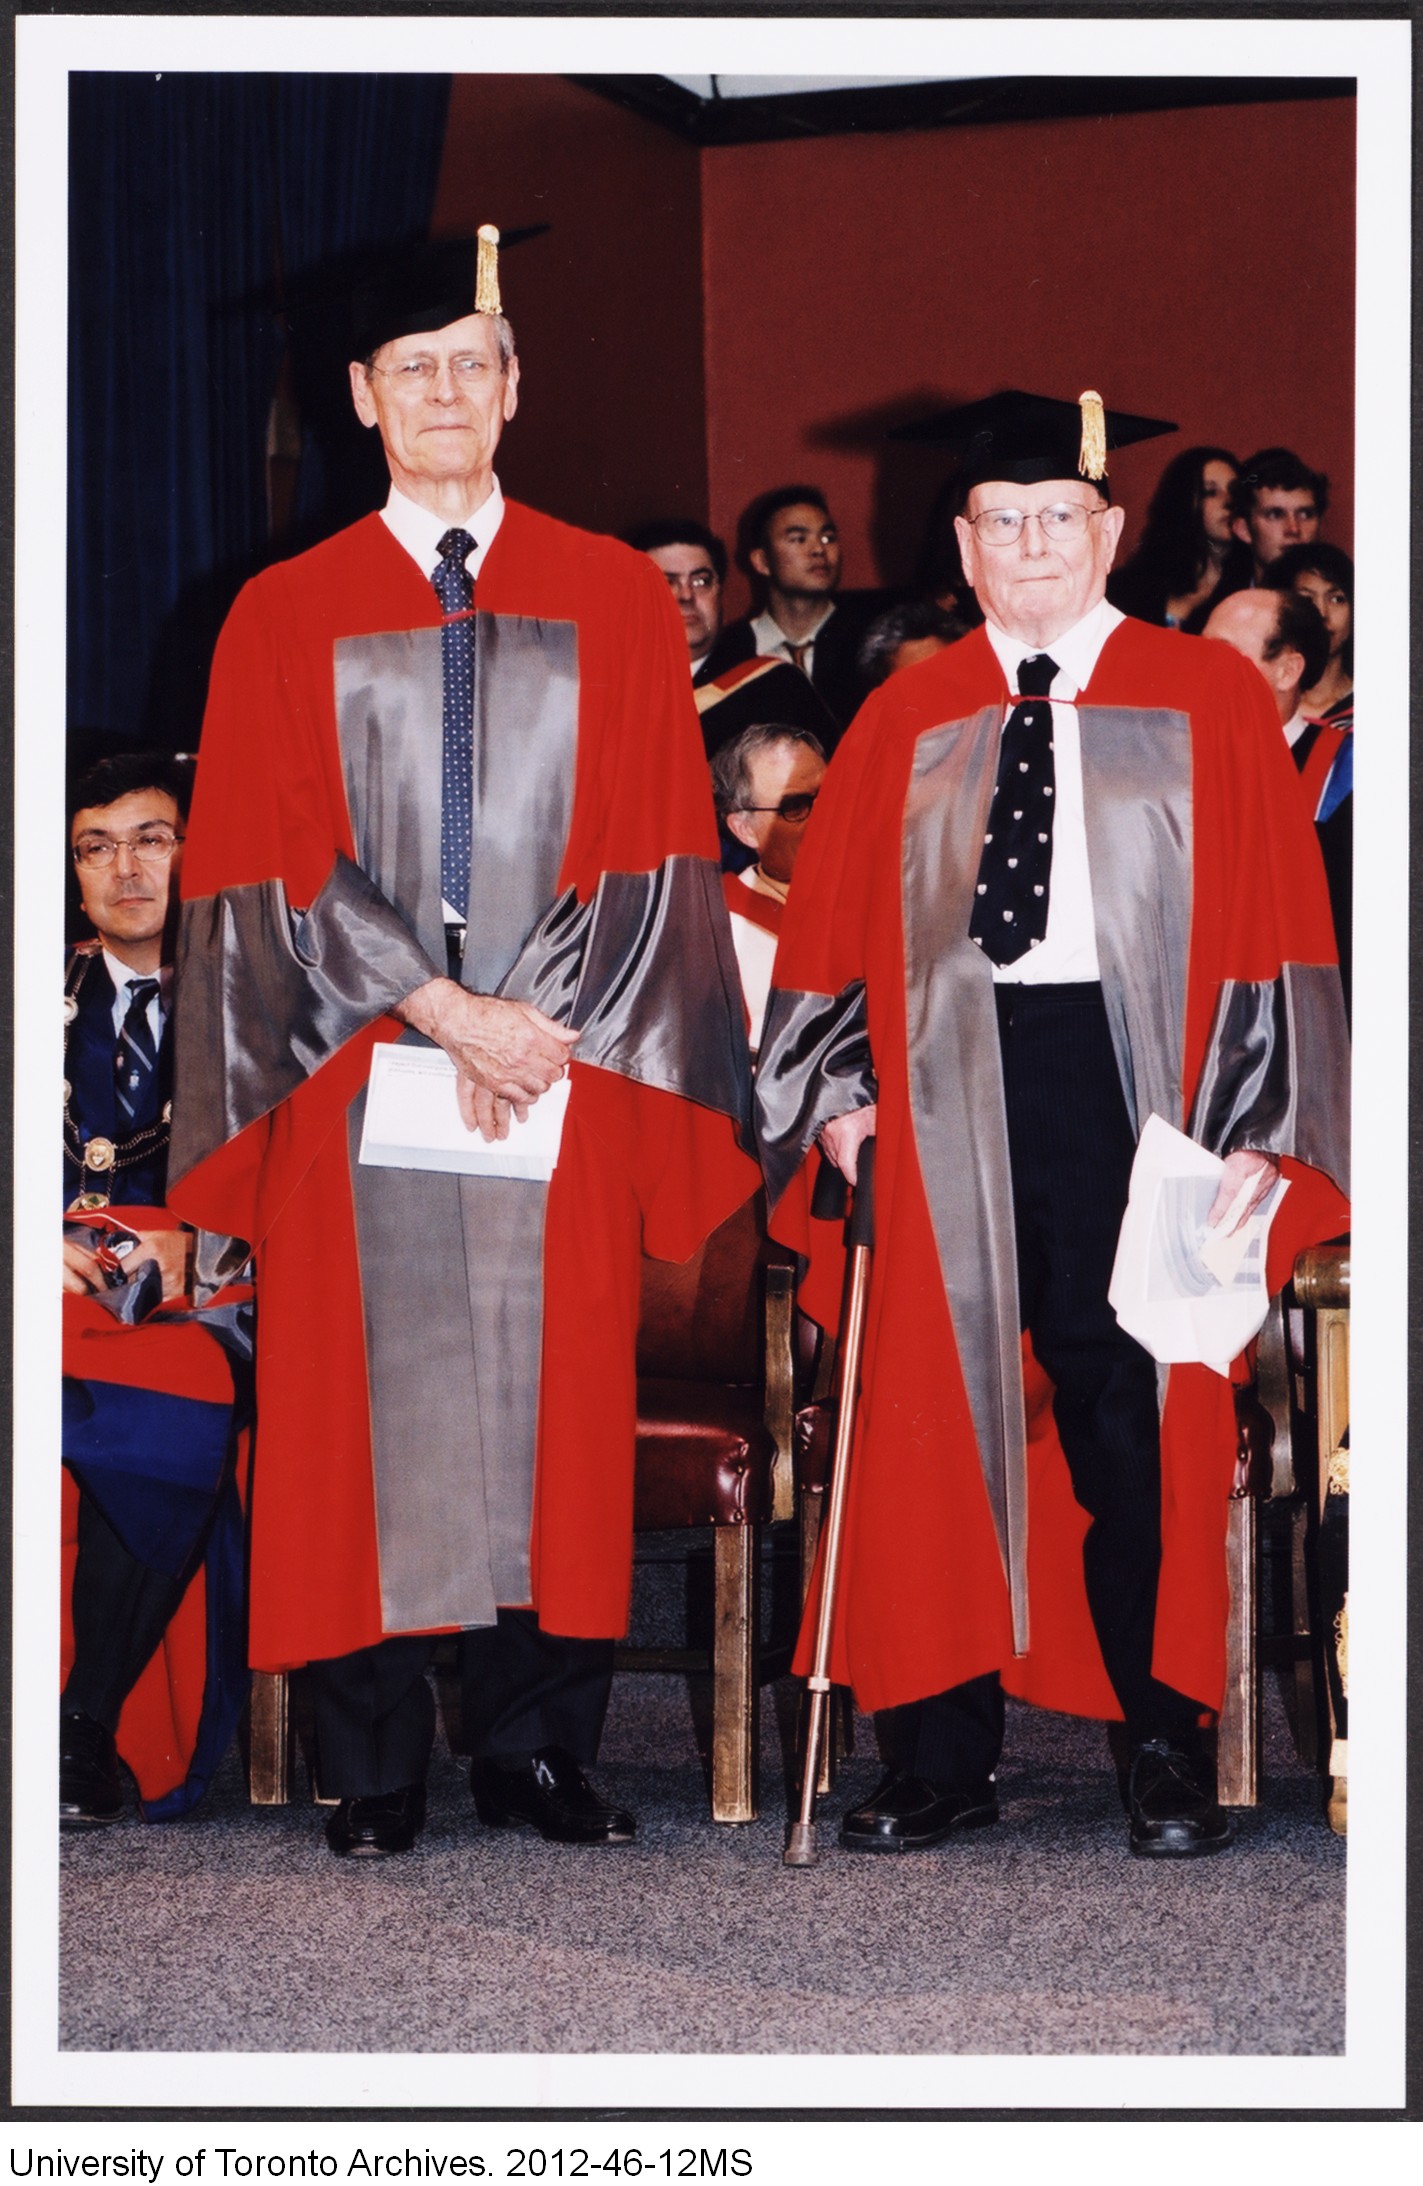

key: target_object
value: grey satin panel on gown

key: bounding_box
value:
[901,708,1029,1653]
[333,614,578,1632]
[1189,964,1350,1193]
[170,858,438,1188]
[754,981,876,1212]
[1078,707,1193,1138]
[502,856,753,1130]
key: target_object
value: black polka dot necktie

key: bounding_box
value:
[969,651,1060,966]
[433,529,476,922]
[115,978,161,1128]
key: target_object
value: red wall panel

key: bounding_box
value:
[432,84,1355,620]
[433,76,708,537]
[701,99,1355,615]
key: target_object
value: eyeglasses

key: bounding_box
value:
[369,355,497,391]
[967,504,1108,545]
[663,569,719,592]
[736,792,820,824]
[72,827,184,870]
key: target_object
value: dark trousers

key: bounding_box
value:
[64,1486,192,1732]
[880,983,1203,1787]
[307,1610,615,1798]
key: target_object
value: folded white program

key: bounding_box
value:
[358,1041,572,1181]
[1108,1112,1289,1377]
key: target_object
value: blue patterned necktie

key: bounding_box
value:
[115,977,161,1128]
[433,528,477,921]
[970,650,1060,965]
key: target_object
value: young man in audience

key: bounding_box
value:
[719,485,884,739]
[61,752,249,1827]
[1183,447,1329,629]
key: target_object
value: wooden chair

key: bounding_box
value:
[1218,1243,1350,1827]
[618,1191,798,1823]
[249,1192,800,1821]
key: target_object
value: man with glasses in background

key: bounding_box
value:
[630,517,839,765]
[61,753,250,1827]
[757,390,1350,1862]
[710,723,826,1056]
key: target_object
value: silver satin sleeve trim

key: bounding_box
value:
[1188,963,1350,1194]
[498,853,753,1129]
[169,851,439,1186]
[754,981,876,1211]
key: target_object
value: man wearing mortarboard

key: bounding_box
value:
[756,389,1349,1857]
[169,230,754,1857]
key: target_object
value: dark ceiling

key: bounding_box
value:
[571,72,1356,147]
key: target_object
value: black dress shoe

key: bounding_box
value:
[840,1767,998,1852]
[470,1745,635,1845]
[1127,1740,1234,1858]
[60,1710,124,1828]
[324,1783,426,1858]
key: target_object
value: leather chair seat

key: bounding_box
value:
[634,1380,776,1530]
[793,1400,835,1495]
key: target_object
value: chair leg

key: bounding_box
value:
[711,1522,758,1823]
[1218,1496,1258,1807]
[247,1669,293,1805]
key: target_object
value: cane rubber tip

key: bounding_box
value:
[784,1823,818,1866]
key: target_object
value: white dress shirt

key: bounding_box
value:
[750,601,836,678]
[102,950,171,1044]
[981,597,1124,985]
[381,475,506,581]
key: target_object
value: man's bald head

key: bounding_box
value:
[1202,587,1327,726]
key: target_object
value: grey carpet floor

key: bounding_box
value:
[60,1653,1343,2057]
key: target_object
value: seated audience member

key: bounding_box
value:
[626,518,735,684]
[1183,446,1328,631]
[61,753,251,1827]
[721,485,884,740]
[1265,542,1354,730]
[1107,445,1238,627]
[711,723,826,1054]
[1203,584,1350,1011]
[629,516,839,761]
[858,599,972,687]
[1201,586,1332,765]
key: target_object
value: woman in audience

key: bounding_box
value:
[1267,541,1354,731]
[1109,444,1239,627]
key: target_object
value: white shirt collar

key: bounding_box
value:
[101,949,171,1014]
[751,600,836,655]
[380,475,505,582]
[984,595,1123,701]
[1282,708,1311,748]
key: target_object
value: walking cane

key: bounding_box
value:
[784,1133,876,1867]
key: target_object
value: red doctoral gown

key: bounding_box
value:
[170,502,755,1671]
[758,618,1349,1719]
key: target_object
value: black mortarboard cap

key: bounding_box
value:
[349,230,506,359]
[890,387,1177,491]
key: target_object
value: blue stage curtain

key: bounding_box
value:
[67,72,451,758]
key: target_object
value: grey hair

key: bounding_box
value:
[711,722,826,820]
[364,312,517,375]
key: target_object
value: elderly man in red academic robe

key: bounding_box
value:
[756,389,1349,1859]
[170,233,753,1858]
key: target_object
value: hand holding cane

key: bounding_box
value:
[785,1133,876,1867]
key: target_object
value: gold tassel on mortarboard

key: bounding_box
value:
[1078,389,1107,482]
[475,225,502,315]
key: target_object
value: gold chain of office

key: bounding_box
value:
[62,948,172,1211]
